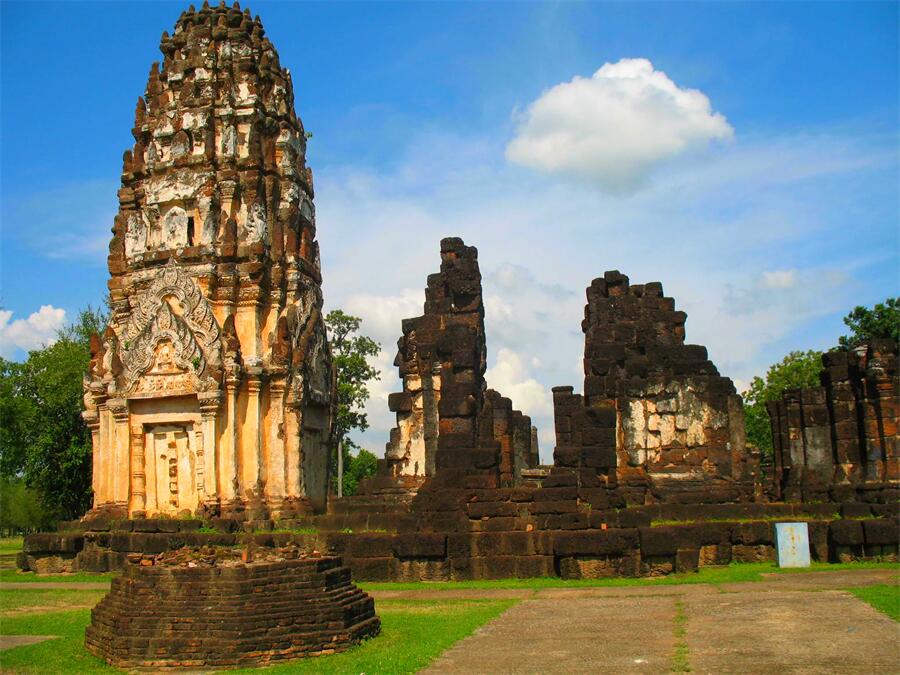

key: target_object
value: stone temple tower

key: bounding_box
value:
[83,2,334,520]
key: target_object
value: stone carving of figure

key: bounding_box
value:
[163,206,188,248]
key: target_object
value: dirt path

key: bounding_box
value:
[422,569,899,675]
[685,589,900,674]
[424,595,676,674]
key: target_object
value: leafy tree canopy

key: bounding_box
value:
[0,477,53,534]
[839,297,899,349]
[742,350,823,456]
[0,305,107,520]
[324,310,381,495]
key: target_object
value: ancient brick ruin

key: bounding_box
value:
[85,553,379,669]
[767,339,899,502]
[554,271,753,505]
[22,237,898,581]
[370,238,539,492]
[19,3,899,585]
[83,1,334,521]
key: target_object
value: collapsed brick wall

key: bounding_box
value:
[378,238,536,488]
[767,339,899,501]
[85,556,379,669]
[554,271,752,504]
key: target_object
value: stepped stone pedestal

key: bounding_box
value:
[85,555,379,670]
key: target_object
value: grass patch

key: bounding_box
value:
[233,598,515,674]
[671,598,691,673]
[0,537,24,556]
[234,598,515,674]
[849,584,900,621]
[0,570,115,584]
[0,588,107,616]
[0,609,117,674]
[359,561,900,591]
[0,586,515,675]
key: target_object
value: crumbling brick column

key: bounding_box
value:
[768,340,899,501]
[370,238,538,497]
[553,271,749,504]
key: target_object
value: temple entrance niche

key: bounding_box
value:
[145,423,198,516]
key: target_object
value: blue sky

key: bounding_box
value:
[1,1,897,458]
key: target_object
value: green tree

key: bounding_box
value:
[324,310,381,496]
[0,477,52,535]
[838,297,899,349]
[341,448,379,498]
[0,358,33,478]
[742,350,824,456]
[0,306,107,521]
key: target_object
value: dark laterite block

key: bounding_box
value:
[829,520,864,546]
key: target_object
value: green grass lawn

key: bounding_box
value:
[0,609,117,674]
[0,588,109,617]
[849,584,900,621]
[0,597,516,674]
[232,599,516,674]
[0,537,24,557]
[0,570,116,584]
[0,559,896,673]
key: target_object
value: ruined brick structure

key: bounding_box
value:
[554,271,752,504]
[378,238,538,489]
[19,3,899,585]
[85,555,379,669]
[767,339,899,502]
[82,2,334,520]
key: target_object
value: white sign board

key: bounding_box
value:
[775,522,811,568]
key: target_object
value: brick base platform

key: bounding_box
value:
[84,556,379,670]
[20,501,899,582]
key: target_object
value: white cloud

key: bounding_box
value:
[0,305,67,358]
[760,269,797,289]
[506,58,734,192]
[340,288,425,350]
[486,347,553,422]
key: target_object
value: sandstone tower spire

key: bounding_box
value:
[83,2,335,519]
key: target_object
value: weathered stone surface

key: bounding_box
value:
[85,554,378,669]
[82,2,334,521]
[374,238,537,488]
[552,272,753,504]
[767,340,899,501]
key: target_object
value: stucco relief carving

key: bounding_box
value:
[119,261,222,393]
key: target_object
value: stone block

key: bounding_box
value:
[829,520,864,546]
[732,522,774,545]
[863,519,899,546]
[554,530,639,557]
[348,534,396,558]
[393,533,446,559]
[675,548,699,573]
[840,503,873,519]
[349,556,395,581]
